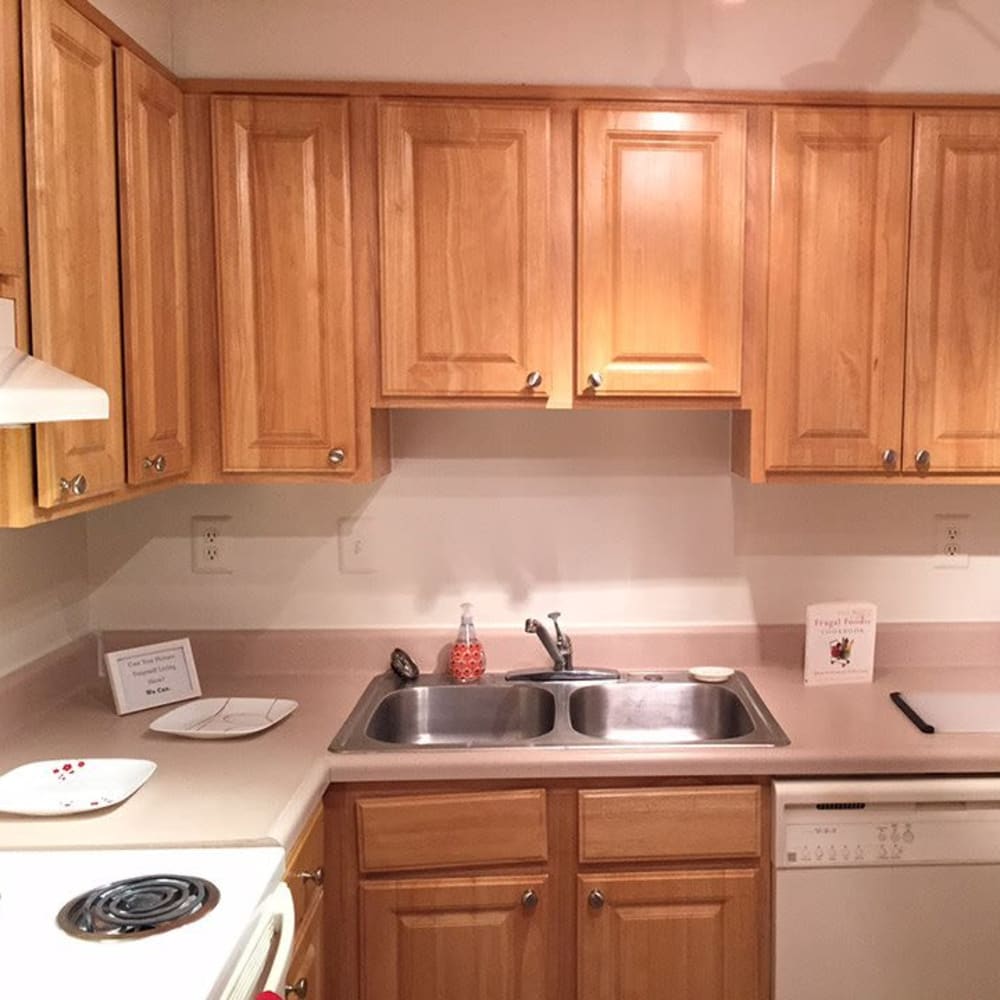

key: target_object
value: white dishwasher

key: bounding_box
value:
[774,778,1000,1000]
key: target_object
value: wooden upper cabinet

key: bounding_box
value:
[117,48,191,484]
[22,0,125,507]
[578,870,759,1000]
[905,112,1000,474]
[361,875,551,1000]
[379,100,553,399]
[764,109,912,472]
[212,96,357,473]
[578,105,746,397]
[0,0,25,275]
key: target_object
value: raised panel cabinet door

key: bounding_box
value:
[22,0,125,507]
[379,100,553,398]
[212,96,356,473]
[764,109,912,472]
[578,870,759,1000]
[117,48,191,484]
[0,0,26,275]
[578,105,746,396]
[905,112,1000,473]
[286,899,325,1000]
[361,875,551,1000]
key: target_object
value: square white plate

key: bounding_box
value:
[0,758,157,816]
[149,697,298,739]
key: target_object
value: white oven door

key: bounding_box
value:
[216,882,296,1000]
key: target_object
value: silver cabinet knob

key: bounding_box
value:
[328,448,346,466]
[285,978,308,999]
[587,889,605,910]
[525,371,543,389]
[521,889,539,910]
[915,449,931,471]
[295,867,324,888]
[587,372,603,389]
[143,454,167,473]
[881,449,897,471]
[59,474,88,497]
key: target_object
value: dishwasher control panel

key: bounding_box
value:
[783,819,919,866]
[774,778,1000,869]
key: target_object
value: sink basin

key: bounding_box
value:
[569,682,755,742]
[364,683,556,746]
[330,671,788,751]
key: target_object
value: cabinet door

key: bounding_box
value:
[578,105,746,397]
[764,109,912,472]
[379,100,553,399]
[361,875,550,1000]
[22,0,125,506]
[117,48,191,484]
[578,870,759,1000]
[905,112,1000,473]
[212,96,356,473]
[0,0,25,275]
[286,897,325,1000]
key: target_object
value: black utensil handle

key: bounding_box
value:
[890,692,935,734]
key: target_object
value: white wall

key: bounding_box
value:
[170,0,1000,92]
[0,518,90,678]
[91,0,172,67]
[85,412,1000,630]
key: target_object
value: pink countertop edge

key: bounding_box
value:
[1,625,999,852]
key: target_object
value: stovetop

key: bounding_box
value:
[0,844,284,1000]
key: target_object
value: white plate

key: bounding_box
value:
[0,758,156,816]
[149,697,298,739]
[688,666,735,684]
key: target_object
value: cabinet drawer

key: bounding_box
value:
[286,807,325,925]
[357,789,548,872]
[579,786,760,863]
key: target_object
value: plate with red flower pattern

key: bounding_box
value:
[0,758,156,816]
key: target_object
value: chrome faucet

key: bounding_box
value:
[525,612,573,671]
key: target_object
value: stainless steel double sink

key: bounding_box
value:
[329,670,789,751]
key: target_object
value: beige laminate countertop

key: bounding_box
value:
[3,651,1000,853]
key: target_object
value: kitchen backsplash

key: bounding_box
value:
[84,411,1000,631]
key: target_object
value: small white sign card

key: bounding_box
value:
[105,638,201,715]
[804,602,877,686]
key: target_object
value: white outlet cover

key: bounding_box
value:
[339,517,378,574]
[191,515,233,575]
[934,513,970,570]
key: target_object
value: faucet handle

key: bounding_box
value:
[547,612,571,651]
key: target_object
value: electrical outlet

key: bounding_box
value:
[934,514,970,569]
[192,516,232,574]
[339,517,377,573]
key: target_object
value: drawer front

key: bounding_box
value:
[579,786,761,863]
[286,807,325,925]
[357,789,548,872]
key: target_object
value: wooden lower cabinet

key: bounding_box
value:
[328,781,767,1000]
[578,870,759,1000]
[361,875,550,1000]
[287,897,326,1000]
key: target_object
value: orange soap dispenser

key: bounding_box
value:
[449,602,486,684]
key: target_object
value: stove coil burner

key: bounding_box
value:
[57,874,220,939]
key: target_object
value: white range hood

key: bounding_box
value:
[0,296,110,426]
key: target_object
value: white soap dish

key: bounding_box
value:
[688,666,735,684]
